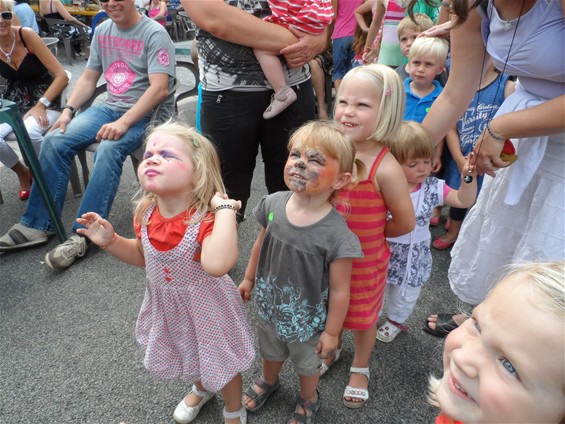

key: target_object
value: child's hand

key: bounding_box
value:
[461,152,478,177]
[316,331,338,360]
[76,212,115,247]
[210,192,241,211]
[238,278,254,302]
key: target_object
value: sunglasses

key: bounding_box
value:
[0,11,13,20]
[98,0,125,3]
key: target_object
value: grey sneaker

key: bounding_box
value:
[263,85,297,119]
[44,235,88,270]
[0,223,49,251]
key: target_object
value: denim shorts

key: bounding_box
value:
[257,320,322,376]
[332,36,355,81]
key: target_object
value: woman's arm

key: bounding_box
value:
[182,0,297,51]
[20,28,68,118]
[377,153,416,238]
[52,0,90,27]
[421,8,484,145]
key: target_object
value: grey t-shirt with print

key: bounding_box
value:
[253,191,363,343]
[87,14,176,117]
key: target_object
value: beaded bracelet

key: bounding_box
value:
[214,204,238,213]
[101,233,118,249]
[486,122,506,143]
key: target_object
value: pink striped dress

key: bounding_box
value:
[377,0,405,67]
[265,0,333,35]
[335,147,391,330]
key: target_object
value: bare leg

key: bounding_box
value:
[184,380,208,407]
[243,359,284,410]
[344,326,376,404]
[254,48,287,93]
[309,58,328,119]
[437,219,463,243]
[12,161,31,191]
[220,373,244,424]
[289,372,321,424]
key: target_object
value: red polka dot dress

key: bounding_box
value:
[135,206,255,392]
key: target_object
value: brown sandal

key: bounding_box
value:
[243,376,280,412]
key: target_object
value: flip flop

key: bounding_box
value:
[423,313,459,337]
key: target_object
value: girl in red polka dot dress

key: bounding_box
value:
[76,122,255,424]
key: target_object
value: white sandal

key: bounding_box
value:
[343,367,370,409]
[223,406,247,424]
[377,319,403,343]
[173,384,215,424]
[319,348,342,377]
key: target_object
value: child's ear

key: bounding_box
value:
[333,172,352,190]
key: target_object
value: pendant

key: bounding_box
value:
[503,20,512,31]
[5,55,10,64]
[464,175,473,184]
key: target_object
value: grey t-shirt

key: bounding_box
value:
[253,191,363,343]
[87,14,176,116]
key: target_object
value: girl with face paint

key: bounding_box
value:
[239,121,363,424]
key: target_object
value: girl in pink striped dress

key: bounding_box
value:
[256,0,333,119]
[332,64,415,409]
[76,123,254,424]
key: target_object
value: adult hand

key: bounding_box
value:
[49,109,73,133]
[473,131,510,177]
[96,120,129,141]
[24,105,50,130]
[280,27,325,68]
[419,21,452,39]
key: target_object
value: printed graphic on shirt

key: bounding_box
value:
[106,60,135,95]
[156,48,170,67]
[256,275,328,343]
[97,34,145,61]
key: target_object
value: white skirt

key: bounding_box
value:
[448,134,565,305]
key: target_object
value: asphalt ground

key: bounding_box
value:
[0,55,467,424]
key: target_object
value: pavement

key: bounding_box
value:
[0,53,467,424]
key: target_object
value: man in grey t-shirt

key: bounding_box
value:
[0,0,176,271]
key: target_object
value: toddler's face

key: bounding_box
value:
[436,274,565,423]
[284,142,342,196]
[401,157,432,186]
[138,132,195,197]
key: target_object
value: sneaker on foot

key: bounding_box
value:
[44,235,88,270]
[377,320,403,343]
[0,223,49,251]
[263,86,297,119]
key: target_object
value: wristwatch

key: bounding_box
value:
[63,104,76,116]
[38,97,52,107]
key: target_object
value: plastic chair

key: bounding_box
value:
[70,79,180,193]
[176,11,195,41]
[43,17,89,65]
[41,37,59,56]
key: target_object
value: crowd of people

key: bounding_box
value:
[0,0,563,423]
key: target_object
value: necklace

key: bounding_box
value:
[0,31,15,64]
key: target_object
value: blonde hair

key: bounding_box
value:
[389,121,434,163]
[134,121,225,225]
[408,36,449,67]
[397,13,434,37]
[288,120,363,197]
[0,0,14,11]
[428,261,565,420]
[337,64,405,144]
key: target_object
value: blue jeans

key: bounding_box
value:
[21,104,149,233]
[332,36,355,81]
[200,80,315,215]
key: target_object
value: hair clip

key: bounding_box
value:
[192,134,199,148]
[384,87,393,97]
